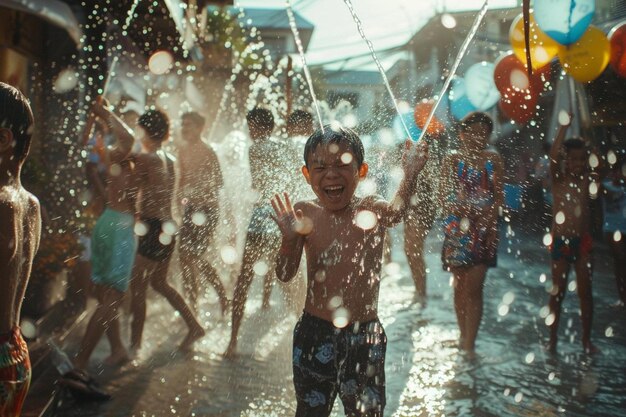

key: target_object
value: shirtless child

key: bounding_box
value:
[130,110,204,352]
[177,111,228,314]
[73,96,137,370]
[0,82,41,417]
[271,125,428,416]
[547,113,597,354]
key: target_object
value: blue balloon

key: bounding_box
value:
[393,112,422,142]
[534,0,595,46]
[449,78,477,120]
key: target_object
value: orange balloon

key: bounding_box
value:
[558,26,610,83]
[509,12,559,71]
[414,100,444,135]
[609,22,626,78]
[494,52,551,95]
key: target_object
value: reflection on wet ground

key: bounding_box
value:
[53,227,626,417]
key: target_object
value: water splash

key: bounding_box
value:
[342,0,411,139]
[285,0,324,132]
[102,0,142,96]
[417,0,490,143]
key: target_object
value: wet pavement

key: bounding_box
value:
[48,224,626,417]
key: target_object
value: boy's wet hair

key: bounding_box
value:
[246,107,274,131]
[563,137,586,153]
[182,111,205,127]
[287,110,313,128]
[459,111,493,135]
[303,124,364,168]
[0,82,34,162]
[139,109,169,142]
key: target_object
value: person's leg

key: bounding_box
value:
[608,236,626,305]
[225,232,261,357]
[197,258,229,315]
[548,259,569,353]
[460,264,488,352]
[180,251,200,313]
[74,286,124,369]
[574,254,596,353]
[104,315,129,365]
[130,255,151,350]
[404,217,428,299]
[452,270,467,347]
[149,258,205,351]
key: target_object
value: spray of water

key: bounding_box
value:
[102,0,142,96]
[285,0,324,132]
[417,0,489,142]
[342,0,411,139]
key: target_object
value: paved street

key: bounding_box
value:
[48,225,626,417]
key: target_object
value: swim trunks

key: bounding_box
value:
[137,217,176,262]
[292,312,386,417]
[91,208,136,292]
[441,215,498,270]
[0,327,31,417]
[179,204,219,257]
[550,233,593,263]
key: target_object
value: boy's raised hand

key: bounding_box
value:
[402,139,429,180]
[270,192,304,243]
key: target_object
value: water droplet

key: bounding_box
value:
[543,233,553,246]
[109,163,122,176]
[589,182,598,196]
[148,50,173,75]
[514,392,523,403]
[134,221,148,236]
[555,211,565,225]
[607,150,617,165]
[53,68,78,93]
[355,210,377,230]
[498,304,509,316]
[524,352,535,364]
[588,153,599,169]
[460,217,470,232]
[545,313,556,326]
[539,273,546,283]
[328,296,342,309]
[441,13,457,28]
[340,152,353,164]
[159,233,172,245]
[253,261,269,276]
[162,220,178,236]
[191,211,207,226]
[613,231,622,242]
[605,326,614,337]
[220,245,237,264]
[332,307,350,328]
[558,110,570,126]
[568,280,577,292]
[328,143,339,154]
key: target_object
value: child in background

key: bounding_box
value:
[546,113,598,354]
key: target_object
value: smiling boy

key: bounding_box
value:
[271,125,428,417]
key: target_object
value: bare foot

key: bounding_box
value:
[103,350,130,367]
[178,325,205,352]
[223,340,238,360]
[583,342,600,355]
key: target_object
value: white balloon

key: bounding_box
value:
[464,62,501,111]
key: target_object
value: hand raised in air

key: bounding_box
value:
[270,192,305,243]
[402,139,429,180]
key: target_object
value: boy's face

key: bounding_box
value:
[303,142,366,211]
[565,148,586,176]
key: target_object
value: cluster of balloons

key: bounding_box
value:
[448,1,625,126]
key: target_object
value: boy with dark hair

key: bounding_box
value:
[225,107,284,358]
[177,111,228,314]
[271,124,428,416]
[130,109,205,352]
[73,97,137,370]
[547,114,597,354]
[0,82,41,416]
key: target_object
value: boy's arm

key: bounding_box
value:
[371,140,429,227]
[92,98,135,165]
[271,193,305,282]
[549,115,571,180]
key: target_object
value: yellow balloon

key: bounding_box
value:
[509,12,560,70]
[558,26,611,83]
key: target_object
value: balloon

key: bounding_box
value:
[558,26,610,83]
[393,111,422,141]
[414,99,445,135]
[499,87,538,125]
[464,62,501,111]
[609,22,626,78]
[534,0,595,46]
[449,78,476,120]
[509,13,559,70]
[494,52,552,94]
